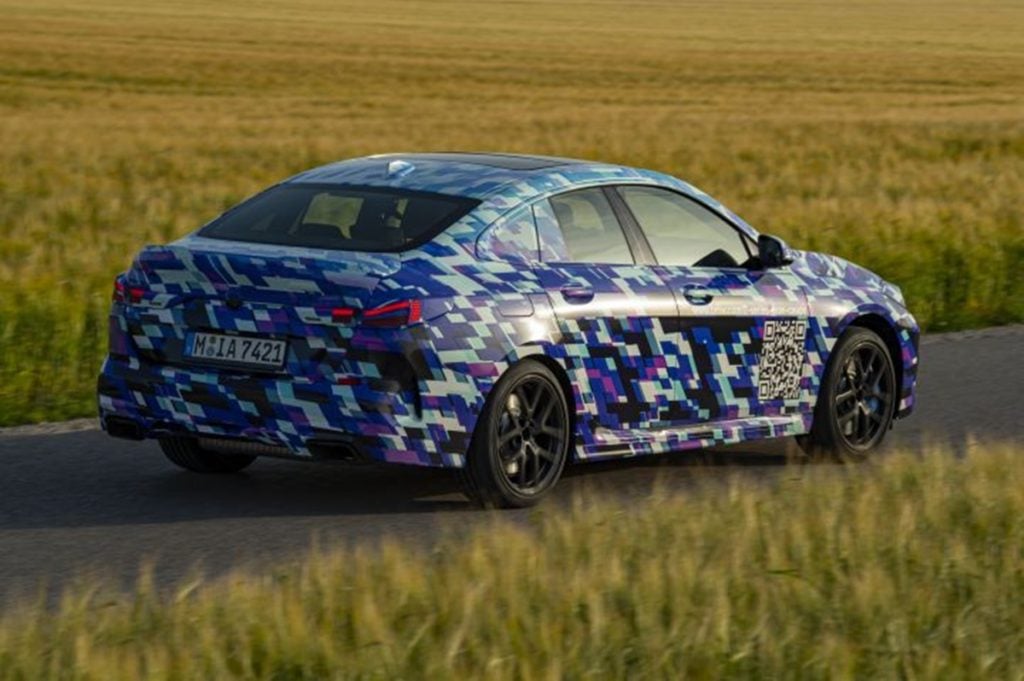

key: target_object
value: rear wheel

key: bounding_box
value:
[461,361,571,508]
[798,326,896,461]
[159,437,256,473]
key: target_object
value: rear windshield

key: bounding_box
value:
[199,184,479,252]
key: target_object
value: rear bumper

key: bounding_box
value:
[97,356,471,468]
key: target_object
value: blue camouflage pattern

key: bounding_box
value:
[98,153,919,467]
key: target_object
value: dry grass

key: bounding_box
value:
[2,445,1022,679]
[0,0,1022,424]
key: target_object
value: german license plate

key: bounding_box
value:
[186,332,287,369]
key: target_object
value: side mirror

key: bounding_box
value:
[757,234,794,269]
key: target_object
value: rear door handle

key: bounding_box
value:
[560,284,595,304]
[683,286,714,305]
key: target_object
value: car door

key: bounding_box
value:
[532,187,679,445]
[610,184,811,425]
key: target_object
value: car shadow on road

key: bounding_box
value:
[0,432,805,531]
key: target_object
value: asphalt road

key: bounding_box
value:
[1,326,1021,605]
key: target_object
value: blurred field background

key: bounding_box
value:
[2,444,1022,679]
[1,0,1022,425]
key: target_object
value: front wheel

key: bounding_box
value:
[798,326,896,461]
[461,361,571,508]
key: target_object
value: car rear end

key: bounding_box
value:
[97,183,479,466]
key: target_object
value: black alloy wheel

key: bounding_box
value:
[798,326,896,461]
[462,361,570,507]
[834,342,894,448]
[495,375,566,493]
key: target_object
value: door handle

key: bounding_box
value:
[683,286,714,306]
[560,284,595,304]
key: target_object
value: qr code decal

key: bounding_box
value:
[758,319,808,400]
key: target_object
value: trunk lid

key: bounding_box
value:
[122,236,401,375]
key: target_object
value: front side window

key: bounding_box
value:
[616,186,751,268]
[200,184,478,252]
[543,188,634,264]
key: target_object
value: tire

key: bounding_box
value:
[159,437,256,473]
[460,361,571,508]
[798,326,897,461]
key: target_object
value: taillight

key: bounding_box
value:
[328,300,423,327]
[112,276,144,305]
[362,299,422,328]
[331,307,357,324]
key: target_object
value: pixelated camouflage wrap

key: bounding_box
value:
[98,154,918,467]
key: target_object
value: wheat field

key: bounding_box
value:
[0,0,1022,425]
[1,445,1022,679]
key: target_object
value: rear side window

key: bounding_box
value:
[544,188,634,264]
[200,184,479,252]
[476,207,539,265]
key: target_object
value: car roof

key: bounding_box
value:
[371,152,586,170]
[285,152,758,241]
[286,152,628,199]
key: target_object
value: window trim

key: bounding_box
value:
[601,187,656,265]
[198,182,481,254]
[538,187,648,267]
[609,184,756,270]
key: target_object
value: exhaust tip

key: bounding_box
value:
[308,437,365,462]
[104,416,144,441]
